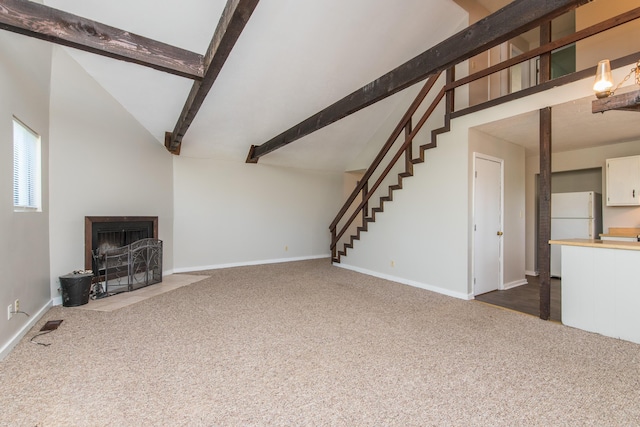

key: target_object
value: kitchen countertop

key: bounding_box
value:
[549,238,640,251]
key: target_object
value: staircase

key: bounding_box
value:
[330,69,454,263]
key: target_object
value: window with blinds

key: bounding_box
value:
[13,118,41,211]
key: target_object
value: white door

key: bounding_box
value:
[473,155,503,295]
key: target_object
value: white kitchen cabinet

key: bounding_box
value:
[606,155,640,206]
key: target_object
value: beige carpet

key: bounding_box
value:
[1,259,639,426]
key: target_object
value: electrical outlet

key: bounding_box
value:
[7,304,12,320]
[14,299,19,314]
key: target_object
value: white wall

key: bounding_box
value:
[48,47,175,302]
[576,0,640,70]
[345,83,423,172]
[340,129,471,299]
[337,113,523,300]
[172,157,343,271]
[525,139,640,273]
[453,0,501,105]
[469,129,526,289]
[0,31,52,358]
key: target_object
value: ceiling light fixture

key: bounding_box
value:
[592,59,640,113]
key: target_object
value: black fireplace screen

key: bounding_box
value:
[92,238,163,297]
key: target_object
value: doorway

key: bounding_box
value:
[473,154,504,296]
[509,45,527,93]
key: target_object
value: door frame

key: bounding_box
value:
[472,152,505,296]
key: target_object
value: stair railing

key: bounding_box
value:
[329,69,452,261]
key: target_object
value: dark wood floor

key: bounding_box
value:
[475,275,562,322]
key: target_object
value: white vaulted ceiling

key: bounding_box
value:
[44,0,468,170]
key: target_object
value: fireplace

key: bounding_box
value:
[85,216,161,296]
[85,216,158,271]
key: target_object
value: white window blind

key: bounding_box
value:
[13,118,41,211]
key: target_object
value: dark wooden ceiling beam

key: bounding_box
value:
[246,0,591,163]
[165,0,260,154]
[592,90,640,113]
[0,0,204,80]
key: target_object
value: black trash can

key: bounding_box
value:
[59,273,93,307]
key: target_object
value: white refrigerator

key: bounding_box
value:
[550,191,602,277]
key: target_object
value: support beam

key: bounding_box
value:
[246,0,590,162]
[0,0,204,80]
[592,90,640,113]
[166,0,260,154]
[538,107,552,321]
[539,22,552,84]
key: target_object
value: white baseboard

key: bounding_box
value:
[503,278,528,290]
[335,262,473,300]
[0,300,52,360]
[525,270,538,276]
[173,254,331,274]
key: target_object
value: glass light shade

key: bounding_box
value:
[593,59,614,98]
